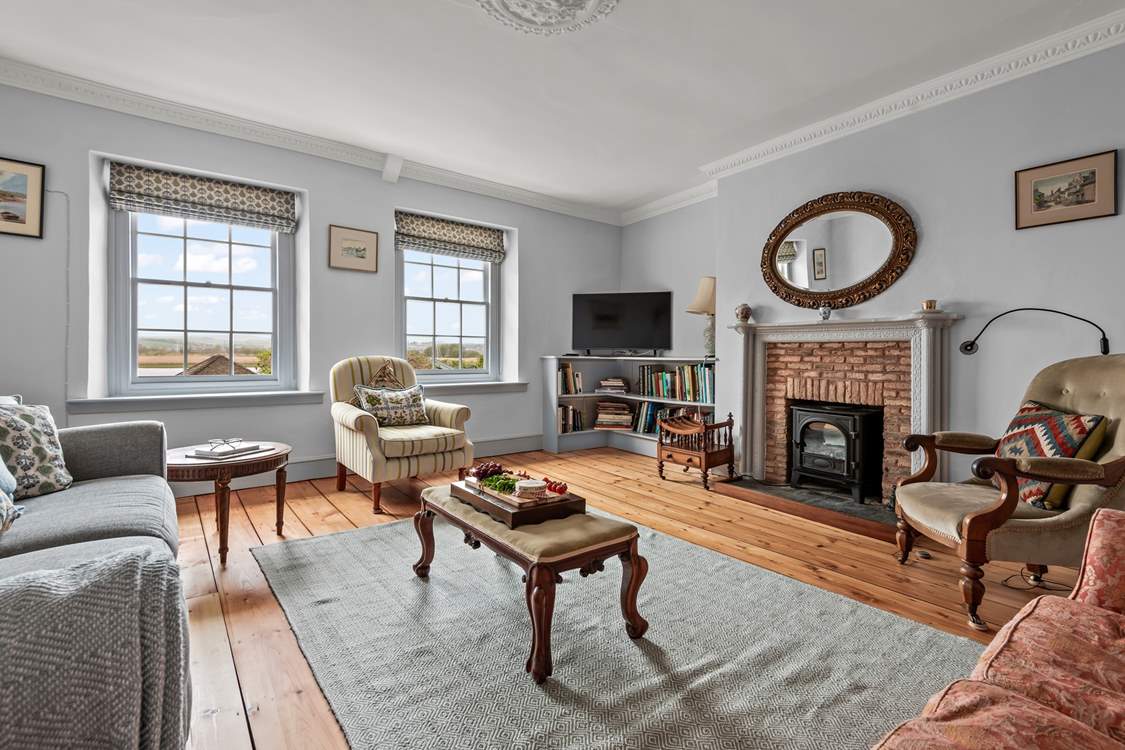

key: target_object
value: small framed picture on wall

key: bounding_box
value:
[812,246,828,280]
[1015,150,1117,229]
[328,224,379,272]
[0,157,45,239]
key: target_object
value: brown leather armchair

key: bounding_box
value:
[895,354,1125,631]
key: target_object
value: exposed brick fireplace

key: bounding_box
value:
[763,340,912,500]
[731,313,960,500]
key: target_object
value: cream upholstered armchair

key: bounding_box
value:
[330,356,473,513]
[896,354,1125,631]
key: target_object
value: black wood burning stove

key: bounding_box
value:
[789,402,883,503]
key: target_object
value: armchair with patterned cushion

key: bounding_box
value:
[330,356,473,513]
[895,354,1125,631]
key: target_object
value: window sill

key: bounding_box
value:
[66,390,325,414]
[420,381,528,396]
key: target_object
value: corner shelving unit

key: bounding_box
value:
[542,355,716,457]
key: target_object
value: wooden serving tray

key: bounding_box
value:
[464,476,568,507]
[451,481,585,528]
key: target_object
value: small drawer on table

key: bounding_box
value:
[660,447,700,466]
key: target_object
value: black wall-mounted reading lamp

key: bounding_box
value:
[959,307,1110,356]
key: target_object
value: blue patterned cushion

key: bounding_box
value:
[0,455,14,497]
[353,384,429,427]
[0,488,23,537]
[0,396,21,496]
[996,400,1107,510]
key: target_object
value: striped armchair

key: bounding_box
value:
[330,356,473,513]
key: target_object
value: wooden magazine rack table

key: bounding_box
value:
[413,482,650,683]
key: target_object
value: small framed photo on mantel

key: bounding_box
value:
[0,157,45,239]
[328,224,379,272]
[1015,150,1117,230]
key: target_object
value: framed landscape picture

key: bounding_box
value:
[812,246,828,280]
[1015,150,1117,230]
[328,224,378,272]
[0,157,45,239]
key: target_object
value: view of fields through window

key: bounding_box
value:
[133,212,275,378]
[403,249,489,372]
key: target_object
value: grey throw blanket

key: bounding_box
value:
[0,546,190,749]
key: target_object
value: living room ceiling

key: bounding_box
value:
[3,0,1124,218]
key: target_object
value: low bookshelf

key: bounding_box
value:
[542,355,716,457]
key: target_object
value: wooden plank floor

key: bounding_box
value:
[179,447,1075,750]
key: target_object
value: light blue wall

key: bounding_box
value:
[0,83,621,476]
[619,199,717,355]
[623,43,1125,471]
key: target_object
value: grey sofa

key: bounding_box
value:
[0,414,190,748]
[0,420,178,570]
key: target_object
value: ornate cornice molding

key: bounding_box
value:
[0,56,621,226]
[699,9,1125,181]
[620,180,717,226]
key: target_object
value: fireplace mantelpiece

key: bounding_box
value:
[731,312,960,492]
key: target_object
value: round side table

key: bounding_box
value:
[167,442,292,565]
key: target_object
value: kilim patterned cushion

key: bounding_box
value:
[354,384,429,427]
[996,400,1107,510]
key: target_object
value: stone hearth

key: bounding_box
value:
[732,313,960,501]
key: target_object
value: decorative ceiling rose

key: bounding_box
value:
[477,0,619,35]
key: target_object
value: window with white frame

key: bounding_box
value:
[395,211,505,381]
[402,250,492,373]
[107,162,297,395]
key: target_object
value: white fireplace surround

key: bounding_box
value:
[731,311,961,481]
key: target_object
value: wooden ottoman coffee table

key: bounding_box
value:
[413,484,649,684]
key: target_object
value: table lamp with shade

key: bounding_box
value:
[686,276,716,357]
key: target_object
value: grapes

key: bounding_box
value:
[467,461,505,480]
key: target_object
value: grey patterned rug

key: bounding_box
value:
[253,514,981,750]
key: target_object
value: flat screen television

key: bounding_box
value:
[572,291,672,352]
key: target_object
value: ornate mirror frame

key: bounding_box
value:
[761,191,917,309]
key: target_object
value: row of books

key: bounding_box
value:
[636,363,714,404]
[557,363,585,395]
[594,400,633,430]
[633,405,712,435]
[556,404,586,433]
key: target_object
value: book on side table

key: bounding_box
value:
[188,443,267,460]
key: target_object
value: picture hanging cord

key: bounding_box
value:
[45,188,71,427]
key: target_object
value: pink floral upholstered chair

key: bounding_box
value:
[874,508,1125,749]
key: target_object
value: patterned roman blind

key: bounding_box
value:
[776,241,799,263]
[108,162,298,234]
[394,210,505,264]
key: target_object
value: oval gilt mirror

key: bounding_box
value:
[761,192,916,309]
